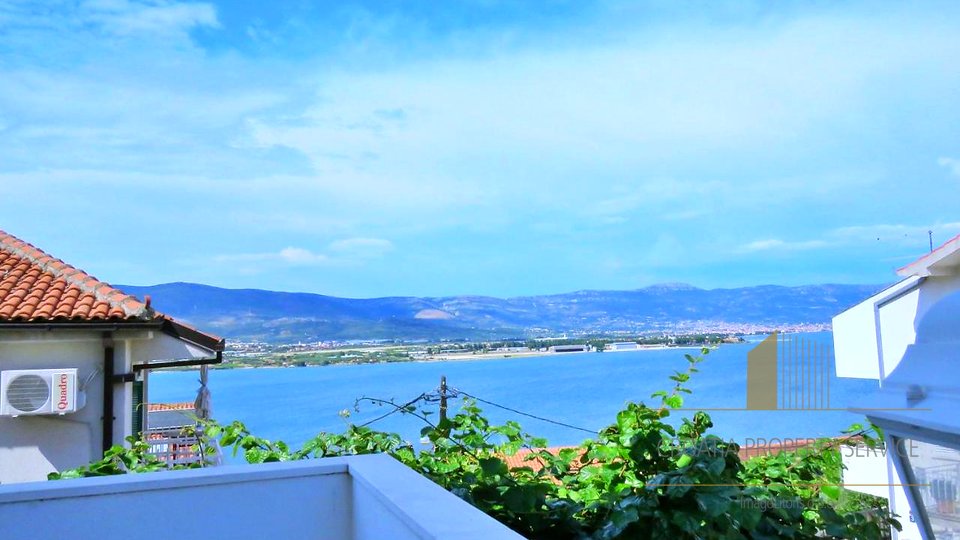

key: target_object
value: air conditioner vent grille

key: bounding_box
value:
[1,369,79,416]
[7,374,51,413]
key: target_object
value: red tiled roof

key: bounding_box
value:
[0,230,224,351]
[147,402,195,412]
[502,447,572,471]
[501,437,856,472]
[0,230,149,322]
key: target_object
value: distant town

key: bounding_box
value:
[220,321,831,368]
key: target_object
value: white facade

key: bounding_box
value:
[833,236,960,540]
[0,328,218,484]
[0,454,523,540]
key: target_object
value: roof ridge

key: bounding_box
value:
[0,230,150,319]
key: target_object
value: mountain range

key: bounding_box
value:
[115,282,884,343]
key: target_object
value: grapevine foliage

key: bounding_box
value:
[51,349,899,539]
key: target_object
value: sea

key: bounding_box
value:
[149,332,879,458]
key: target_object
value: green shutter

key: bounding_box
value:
[131,381,144,437]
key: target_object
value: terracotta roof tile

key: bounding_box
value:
[0,230,225,350]
[0,230,152,323]
[147,402,195,412]
[500,437,854,473]
[502,447,571,472]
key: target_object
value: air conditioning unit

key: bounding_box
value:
[0,369,81,417]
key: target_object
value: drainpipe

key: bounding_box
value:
[102,332,115,454]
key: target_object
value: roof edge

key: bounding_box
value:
[897,232,960,277]
[0,318,224,353]
[159,317,225,352]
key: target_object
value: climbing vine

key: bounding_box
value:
[51,348,899,539]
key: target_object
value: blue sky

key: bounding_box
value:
[1,1,959,298]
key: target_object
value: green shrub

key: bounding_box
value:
[51,348,899,539]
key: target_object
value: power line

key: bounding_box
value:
[355,383,599,436]
[357,393,426,428]
[454,389,597,435]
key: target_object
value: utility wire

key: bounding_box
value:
[454,389,597,435]
[356,386,598,436]
[357,393,426,428]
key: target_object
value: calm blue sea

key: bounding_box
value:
[149,332,878,456]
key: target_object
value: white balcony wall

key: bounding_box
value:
[0,454,523,540]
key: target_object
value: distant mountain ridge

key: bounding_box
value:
[115,282,884,343]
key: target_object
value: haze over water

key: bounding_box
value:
[150,332,878,454]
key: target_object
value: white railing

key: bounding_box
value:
[145,426,221,467]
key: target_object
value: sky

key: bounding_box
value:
[1,0,959,298]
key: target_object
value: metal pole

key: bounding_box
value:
[102,332,115,454]
[439,375,448,425]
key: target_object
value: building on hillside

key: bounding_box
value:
[834,233,960,540]
[0,230,224,484]
[493,346,529,353]
[548,344,589,353]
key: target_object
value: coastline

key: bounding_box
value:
[417,344,705,363]
[217,344,713,370]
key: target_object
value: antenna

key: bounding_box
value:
[929,230,934,253]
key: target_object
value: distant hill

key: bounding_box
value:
[115,282,885,343]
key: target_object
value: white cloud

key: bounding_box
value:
[662,209,708,221]
[328,237,394,257]
[739,239,829,253]
[81,0,218,36]
[236,10,960,226]
[740,222,960,254]
[213,247,329,267]
[741,239,785,252]
[3,4,958,227]
[831,223,960,245]
[276,247,329,265]
[588,179,724,218]
[939,157,960,178]
[2,3,960,294]
[212,239,395,271]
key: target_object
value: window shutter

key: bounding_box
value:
[131,380,144,437]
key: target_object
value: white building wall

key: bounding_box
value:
[877,287,920,378]
[833,298,882,379]
[835,273,960,539]
[835,275,960,382]
[0,331,105,484]
[912,274,960,335]
[0,329,209,484]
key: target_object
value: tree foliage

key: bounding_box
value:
[51,348,899,539]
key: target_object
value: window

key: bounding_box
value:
[902,438,960,539]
